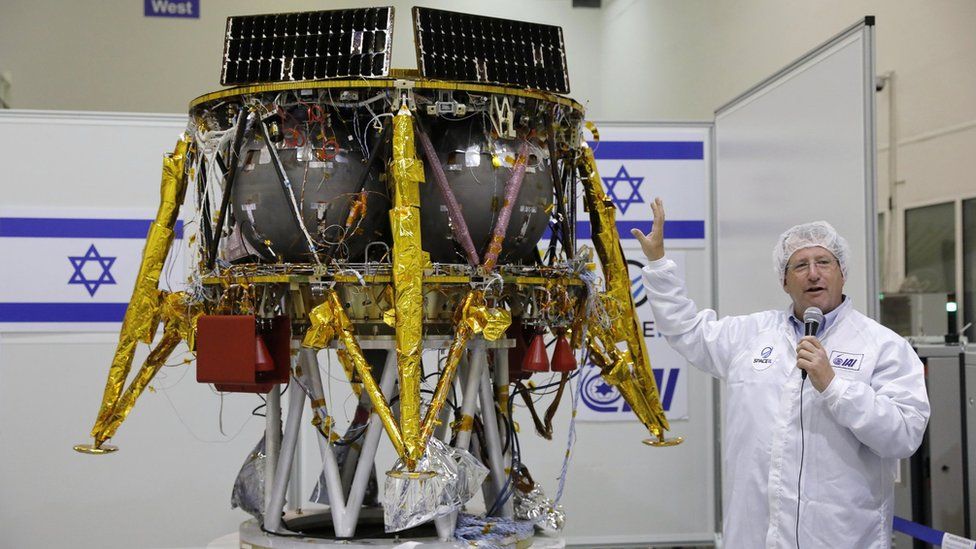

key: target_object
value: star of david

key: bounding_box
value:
[68,244,117,297]
[594,382,615,396]
[602,165,644,215]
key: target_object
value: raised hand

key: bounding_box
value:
[630,197,665,261]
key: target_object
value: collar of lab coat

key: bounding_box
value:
[784,294,852,343]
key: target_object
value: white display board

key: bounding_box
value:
[550,122,715,543]
[713,18,877,318]
[574,123,712,425]
[576,251,689,422]
[709,17,877,539]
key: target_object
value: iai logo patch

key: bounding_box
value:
[829,350,863,371]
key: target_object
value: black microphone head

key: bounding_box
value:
[803,306,824,336]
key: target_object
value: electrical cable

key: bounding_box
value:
[208,107,252,269]
[796,376,806,548]
[555,347,587,503]
[333,422,369,447]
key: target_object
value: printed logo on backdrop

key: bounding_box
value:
[625,257,663,338]
[0,211,185,332]
[575,252,689,421]
[578,364,680,415]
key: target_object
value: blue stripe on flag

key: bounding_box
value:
[574,220,704,240]
[589,141,704,160]
[0,218,184,239]
[0,303,128,322]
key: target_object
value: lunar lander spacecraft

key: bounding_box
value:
[75,6,680,546]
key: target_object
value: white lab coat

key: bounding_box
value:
[643,257,929,548]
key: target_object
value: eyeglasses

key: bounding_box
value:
[787,258,837,275]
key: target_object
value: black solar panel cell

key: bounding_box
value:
[412,7,569,93]
[220,7,394,86]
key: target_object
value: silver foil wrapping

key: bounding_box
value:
[383,437,488,532]
[231,435,266,522]
[514,483,565,534]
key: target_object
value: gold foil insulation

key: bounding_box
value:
[304,291,406,459]
[479,307,512,342]
[418,291,510,449]
[455,415,475,433]
[90,135,191,447]
[578,145,669,439]
[303,299,338,348]
[343,190,369,232]
[336,349,363,398]
[389,107,427,466]
[304,284,511,468]
[92,292,201,443]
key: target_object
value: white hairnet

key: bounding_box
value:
[772,221,850,281]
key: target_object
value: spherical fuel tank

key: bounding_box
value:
[230,123,388,263]
[418,117,552,265]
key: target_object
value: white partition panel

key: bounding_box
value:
[714,18,878,318]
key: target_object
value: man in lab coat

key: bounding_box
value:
[632,198,930,548]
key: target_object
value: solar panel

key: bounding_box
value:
[412,7,570,94]
[221,7,394,86]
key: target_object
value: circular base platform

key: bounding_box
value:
[238,520,462,548]
[231,513,565,549]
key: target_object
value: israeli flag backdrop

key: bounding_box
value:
[0,208,185,332]
[579,124,709,248]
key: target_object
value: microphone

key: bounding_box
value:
[801,307,824,379]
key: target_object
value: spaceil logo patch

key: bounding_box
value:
[752,346,774,371]
[829,350,863,371]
